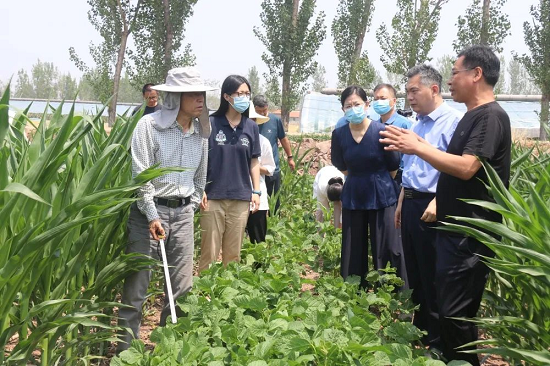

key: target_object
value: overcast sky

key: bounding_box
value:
[2,0,533,89]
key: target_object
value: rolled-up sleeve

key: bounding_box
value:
[132,119,159,222]
[191,137,208,211]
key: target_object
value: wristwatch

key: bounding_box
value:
[287,155,293,160]
[252,190,262,196]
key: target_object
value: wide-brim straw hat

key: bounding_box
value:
[149,67,217,137]
[248,103,270,124]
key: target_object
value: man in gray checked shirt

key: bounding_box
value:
[117,67,215,351]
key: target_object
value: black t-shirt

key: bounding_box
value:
[205,115,261,201]
[437,101,511,225]
[132,104,162,116]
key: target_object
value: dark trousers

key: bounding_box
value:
[401,197,440,348]
[265,171,281,214]
[341,206,408,289]
[246,210,267,243]
[436,232,494,365]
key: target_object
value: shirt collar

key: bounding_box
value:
[221,115,245,129]
[170,118,197,135]
[418,102,450,123]
[380,111,397,125]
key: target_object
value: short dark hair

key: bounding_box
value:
[142,83,155,95]
[340,85,368,107]
[457,45,500,87]
[406,64,443,93]
[373,83,397,98]
[253,95,268,108]
[327,177,343,202]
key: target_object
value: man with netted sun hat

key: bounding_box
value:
[117,67,216,352]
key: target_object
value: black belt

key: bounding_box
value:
[403,188,435,200]
[154,196,191,208]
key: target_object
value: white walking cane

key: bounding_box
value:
[158,236,177,324]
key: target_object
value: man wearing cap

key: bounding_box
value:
[117,67,214,351]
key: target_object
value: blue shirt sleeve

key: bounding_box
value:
[277,117,286,139]
[331,128,347,171]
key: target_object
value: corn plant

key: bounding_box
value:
[438,142,550,365]
[0,85,168,365]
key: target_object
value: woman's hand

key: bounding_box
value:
[251,193,260,213]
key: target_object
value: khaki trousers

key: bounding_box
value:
[198,199,250,273]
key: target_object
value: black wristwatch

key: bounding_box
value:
[287,155,293,160]
[252,190,262,196]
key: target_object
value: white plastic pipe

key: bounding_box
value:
[159,238,177,324]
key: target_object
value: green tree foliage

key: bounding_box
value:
[435,54,454,92]
[57,73,79,100]
[494,55,507,94]
[254,0,326,126]
[69,0,145,125]
[376,0,448,78]
[508,57,540,95]
[516,0,550,140]
[14,60,78,100]
[31,60,58,99]
[264,74,282,109]
[354,52,377,90]
[247,66,262,96]
[128,0,197,89]
[117,73,143,103]
[14,70,34,98]
[311,64,327,92]
[453,0,511,54]
[331,0,375,87]
[385,72,406,93]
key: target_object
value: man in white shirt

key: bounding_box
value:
[313,165,345,228]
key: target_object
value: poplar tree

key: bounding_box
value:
[254,0,326,127]
[247,66,262,96]
[452,0,511,54]
[376,0,448,78]
[70,0,145,125]
[128,0,198,87]
[332,0,376,87]
[311,64,328,92]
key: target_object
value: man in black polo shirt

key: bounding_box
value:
[379,45,511,365]
[132,83,163,116]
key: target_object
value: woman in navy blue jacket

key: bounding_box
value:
[331,85,407,288]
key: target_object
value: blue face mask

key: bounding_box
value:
[372,99,392,115]
[231,96,250,114]
[344,104,366,124]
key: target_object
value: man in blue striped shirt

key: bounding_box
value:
[396,64,462,355]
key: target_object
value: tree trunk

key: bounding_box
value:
[162,0,173,79]
[110,0,130,126]
[281,0,300,130]
[480,0,490,45]
[540,92,549,141]
[349,1,371,85]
